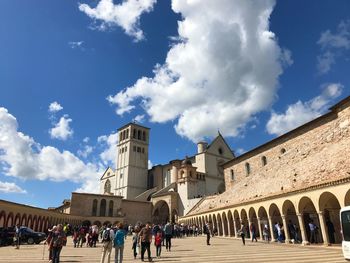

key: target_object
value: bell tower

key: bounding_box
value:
[115,123,149,199]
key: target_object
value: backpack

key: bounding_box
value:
[102,229,111,242]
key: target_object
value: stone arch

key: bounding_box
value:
[14,213,21,225]
[217,213,223,236]
[92,199,98,216]
[249,207,260,238]
[344,189,350,206]
[27,215,32,229]
[240,209,249,238]
[7,212,14,227]
[21,214,27,226]
[104,179,111,194]
[37,216,42,231]
[222,212,229,236]
[282,199,300,242]
[269,203,282,240]
[153,200,170,224]
[32,215,37,230]
[212,214,218,235]
[258,206,269,241]
[227,210,234,237]
[0,211,6,227]
[319,191,342,244]
[208,214,212,224]
[100,199,107,217]
[298,196,323,243]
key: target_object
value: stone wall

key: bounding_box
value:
[190,97,350,214]
[121,199,152,225]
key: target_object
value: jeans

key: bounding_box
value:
[165,235,172,250]
[132,242,138,258]
[156,245,162,257]
[241,234,245,245]
[114,245,124,263]
[141,241,151,261]
[206,233,210,245]
[52,247,62,263]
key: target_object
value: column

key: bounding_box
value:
[318,211,330,246]
[233,219,238,238]
[281,215,290,243]
[268,216,276,242]
[257,217,263,241]
[297,213,309,245]
[247,217,252,240]
[222,220,227,237]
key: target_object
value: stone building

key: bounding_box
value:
[179,96,350,246]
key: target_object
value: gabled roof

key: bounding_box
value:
[204,132,235,158]
[100,167,115,180]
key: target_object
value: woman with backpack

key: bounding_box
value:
[114,223,126,263]
[100,224,114,263]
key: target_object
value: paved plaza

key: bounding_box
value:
[0,236,346,263]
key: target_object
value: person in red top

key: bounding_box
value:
[154,231,162,258]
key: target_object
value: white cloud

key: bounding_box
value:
[48,101,63,113]
[79,0,156,41]
[68,41,84,49]
[49,115,74,140]
[235,148,245,155]
[0,107,103,193]
[0,181,27,194]
[83,137,90,143]
[108,0,288,142]
[317,20,350,74]
[133,114,145,123]
[77,145,94,158]
[148,160,153,169]
[97,131,119,167]
[266,83,343,136]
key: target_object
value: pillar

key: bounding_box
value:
[281,215,290,243]
[318,211,330,246]
[297,213,309,245]
[222,219,227,237]
[247,217,252,239]
[268,216,276,242]
[257,217,263,241]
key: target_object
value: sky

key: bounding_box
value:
[0,0,349,208]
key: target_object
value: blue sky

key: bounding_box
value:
[0,0,349,208]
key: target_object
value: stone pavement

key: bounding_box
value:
[0,236,345,263]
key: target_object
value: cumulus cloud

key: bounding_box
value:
[108,0,288,142]
[0,107,102,193]
[49,115,74,140]
[317,20,350,74]
[97,131,119,167]
[266,83,343,136]
[0,181,27,194]
[77,145,94,158]
[79,0,156,41]
[133,114,145,123]
[148,160,153,169]
[48,101,63,113]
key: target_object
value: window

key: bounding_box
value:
[218,147,223,155]
[108,200,113,217]
[92,199,98,216]
[142,148,145,153]
[100,199,106,217]
[125,146,127,152]
[230,169,234,180]
[137,147,141,152]
[126,129,129,139]
[121,148,124,153]
[261,156,267,166]
[120,173,123,179]
[281,148,286,154]
[104,179,111,193]
[138,130,141,140]
[245,163,251,176]
[122,130,125,140]
[133,129,136,138]
[142,131,146,141]
[119,133,122,142]
[133,146,136,152]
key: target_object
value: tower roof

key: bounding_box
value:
[117,122,150,131]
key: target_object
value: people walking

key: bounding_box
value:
[203,222,211,245]
[114,223,126,263]
[132,228,140,259]
[164,222,173,251]
[139,222,153,262]
[14,223,21,249]
[155,231,162,258]
[100,224,115,263]
[308,220,318,244]
[49,224,67,263]
[239,222,246,245]
[263,224,270,243]
[250,223,257,242]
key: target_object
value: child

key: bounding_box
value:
[155,231,162,258]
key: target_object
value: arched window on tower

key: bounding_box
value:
[92,199,97,216]
[126,129,129,139]
[108,200,113,217]
[133,129,136,138]
[137,130,141,140]
[142,131,146,141]
[100,199,106,217]
[104,179,111,194]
